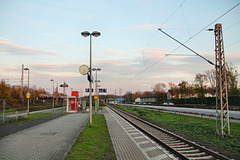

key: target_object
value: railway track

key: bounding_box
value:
[107,105,230,160]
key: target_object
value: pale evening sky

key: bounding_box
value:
[0,0,240,96]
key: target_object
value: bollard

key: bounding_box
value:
[16,111,18,120]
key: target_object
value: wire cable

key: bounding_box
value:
[158,28,215,66]
[140,0,186,69]
[118,2,240,90]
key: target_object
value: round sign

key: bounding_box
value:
[26,92,31,99]
[70,100,75,104]
[79,65,89,75]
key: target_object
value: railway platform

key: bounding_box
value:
[0,113,89,160]
[103,107,176,160]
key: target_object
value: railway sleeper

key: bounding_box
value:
[160,140,181,143]
[165,142,186,146]
[170,144,190,148]
[174,146,195,151]
[159,137,175,140]
[183,152,208,157]
[189,155,214,160]
[178,149,200,154]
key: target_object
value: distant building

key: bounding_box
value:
[134,95,156,104]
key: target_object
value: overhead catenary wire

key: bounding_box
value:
[141,0,186,69]
[158,28,215,66]
[119,2,240,90]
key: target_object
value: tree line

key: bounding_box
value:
[0,80,64,106]
[123,63,239,103]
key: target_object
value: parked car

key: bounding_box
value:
[163,102,168,105]
[163,102,174,106]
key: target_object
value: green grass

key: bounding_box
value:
[27,113,58,119]
[66,114,116,160]
[116,105,240,158]
[0,108,17,113]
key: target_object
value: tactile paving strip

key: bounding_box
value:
[104,107,176,160]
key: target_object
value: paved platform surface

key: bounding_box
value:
[0,113,89,160]
[103,107,176,160]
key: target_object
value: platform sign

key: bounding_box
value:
[99,89,107,93]
[85,88,93,92]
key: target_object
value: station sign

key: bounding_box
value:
[85,88,93,92]
[99,88,107,93]
[60,82,68,87]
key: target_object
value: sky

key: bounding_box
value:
[0,0,240,96]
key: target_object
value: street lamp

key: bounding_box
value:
[24,68,30,114]
[50,79,54,111]
[81,31,101,127]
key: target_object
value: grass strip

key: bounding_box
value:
[116,105,240,158]
[66,114,116,160]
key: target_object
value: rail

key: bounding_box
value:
[107,104,230,160]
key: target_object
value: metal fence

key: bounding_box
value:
[1,110,28,124]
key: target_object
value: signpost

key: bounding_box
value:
[60,82,68,111]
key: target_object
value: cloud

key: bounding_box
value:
[0,66,18,72]
[0,37,61,55]
[95,45,126,55]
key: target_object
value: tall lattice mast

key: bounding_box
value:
[215,23,230,136]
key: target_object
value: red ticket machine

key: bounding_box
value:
[71,91,79,110]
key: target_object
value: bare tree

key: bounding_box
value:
[194,73,207,97]
[226,63,239,95]
[178,81,190,98]
[168,82,179,99]
[152,83,166,94]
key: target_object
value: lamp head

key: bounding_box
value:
[92,31,101,37]
[81,31,90,37]
[24,68,29,71]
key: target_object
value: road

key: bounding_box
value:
[123,104,240,123]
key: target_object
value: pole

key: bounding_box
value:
[89,35,93,127]
[21,64,24,103]
[215,24,230,136]
[56,82,58,105]
[3,99,6,123]
[52,80,55,111]
[27,69,30,114]
[63,86,65,113]
[95,70,97,114]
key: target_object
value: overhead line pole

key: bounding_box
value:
[214,24,230,136]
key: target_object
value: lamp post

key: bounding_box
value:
[50,79,54,111]
[24,68,30,114]
[92,68,101,113]
[81,31,101,127]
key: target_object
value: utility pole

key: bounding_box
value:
[215,23,230,136]
[21,64,24,103]
[56,82,58,105]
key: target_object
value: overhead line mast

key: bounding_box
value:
[158,24,230,137]
[214,24,230,136]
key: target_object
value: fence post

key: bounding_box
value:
[2,99,6,123]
